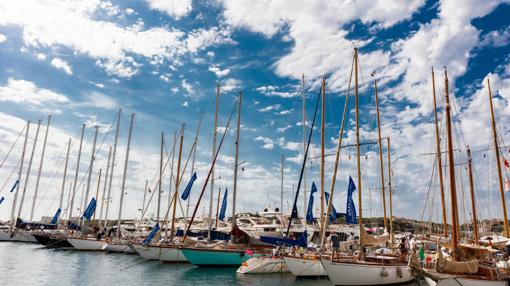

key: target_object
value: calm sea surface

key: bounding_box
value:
[0,242,420,285]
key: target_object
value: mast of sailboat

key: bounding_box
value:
[387,137,394,242]
[69,124,85,223]
[158,132,163,224]
[116,113,134,239]
[285,87,322,239]
[320,77,326,237]
[18,119,41,220]
[208,84,220,242]
[30,115,51,221]
[99,147,111,226]
[168,130,177,214]
[105,108,121,228]
[93,169,102,221]
[374,80,387,230]
[302,74,307,217]
[432,67,448,237]
[169,124,184,241]
[320,53,354,249]
[58,138,71,222]
[9,121,30,232]
[487,78,509,238]
[182,100,237,242]
[467,146,479,243]
[140,180,148,221]
[353,47,365,259]
[215,187,221,228]
[231,91,242,241]
[82,125,99,229]
[281,153,284,214]
[444,68,459,258]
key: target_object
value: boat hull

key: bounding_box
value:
[283,255,327,277]
[33,234,73,248]
[321,260,414,285]
[424,276,508,286]
[132,244,161,260]
[237,257,289,274]
[67,238,107,251]
[104,243,136,254]
[0,230,37,243]
[181,247,256,267]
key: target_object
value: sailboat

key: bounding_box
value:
[320,48,414,285]
[411,71,509,286]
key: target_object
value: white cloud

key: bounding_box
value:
[146,0,192,19]
[0,33,6,43]
[257,85,299,98]
[208,65,230,77]
[181,79,194,96]
[182,101,189,107]
[277,125,292,133]
[258,104,281,112]
[81,91,119,110]
[0,78,69,107]
[254,136,275,150]
[50,58,73,75]
[278,109,292,115]
[0,0,233,78]
[221,78,241,92]
[36,53,46,60]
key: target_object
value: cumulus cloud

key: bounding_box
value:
[0,33,6,43]
[258,104,281,112]
[209,65,230,77]
[146,0,192,19]
[0,78,69,106]
[51,58,73,75]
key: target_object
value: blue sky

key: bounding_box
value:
[0,0,510,225]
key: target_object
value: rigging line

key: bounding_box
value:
[0,123,27,170]
[418,151,438,233]
[0,156,21,195]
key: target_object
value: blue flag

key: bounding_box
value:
[10,180,19,193]
[306,182,317,223]
[181,172,197,200]
[51,208,61,224]
[143,223,160,245]
[0,197,4,204]
[346,176,357,224]
[219,188,228,221]
[324,192,338,223]
[82,198,97,220]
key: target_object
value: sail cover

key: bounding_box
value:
[181,172,197,200]
[51,208,61,224]
[82,198,96,220]
[346,176,357,224]
[306,182,317,223]
[324,191,338,223]
[143,223,160,245]
[218,188,228,221]
[10,180,19,193]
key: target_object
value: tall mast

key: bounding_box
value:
[116,113,134,239]
[432,67,448,237]
[168,131,177,211]
[387,137,394,242]
[281,153,284,213]
[99,147,112,226]
[467,146,479,242]
[354,48,364,258]
[30,115,51,221]
[18,119,41,220]
[444,68,459,256]
[82,125,98,229]
[169,124,184,241]
[59,138,71,220]
[487,78,509,237]
[141,179,148,221]
[374,80,387,230]
[105,108,121,228]
[320,77,326,235]
[10,121,30,231]
[302,74,307,216]
[69,124,85,222]
[232,91,242,237]
[215,187,221,228]
[208,84,220,242]
[93,169,102,221]
[158,132,163,223]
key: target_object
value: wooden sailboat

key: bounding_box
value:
[320,48,414,286]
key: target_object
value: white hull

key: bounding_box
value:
[321,260,414,285]
[104,243,136,254]
[283,256,327,277]
[132,244,187,262]
[237,257,289,274]
[424,276,508,286]
[67,238,107,251]
[0,231,37,242]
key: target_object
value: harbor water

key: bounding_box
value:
[0,242,419,285]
